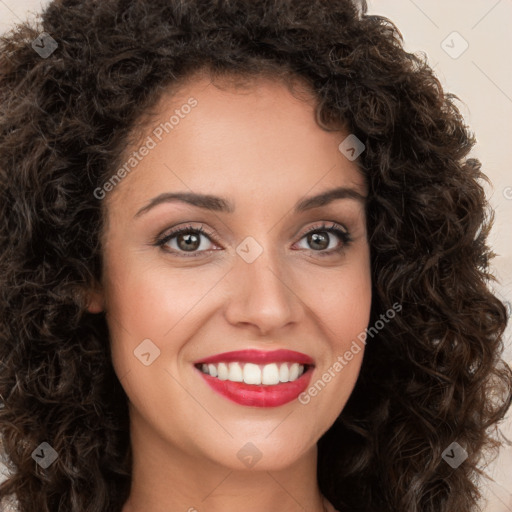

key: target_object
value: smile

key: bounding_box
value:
[196,361,307,385]
[193,349,315,407]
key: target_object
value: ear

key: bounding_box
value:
[85,283,105,313]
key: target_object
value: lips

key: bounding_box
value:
[193,349,315,408]
[193,349,315,366]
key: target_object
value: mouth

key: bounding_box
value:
[193,349,315,407]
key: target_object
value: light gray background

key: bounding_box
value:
[1,1,511,510]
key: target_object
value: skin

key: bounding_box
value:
[88,72,372,512]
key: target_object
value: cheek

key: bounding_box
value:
[294,255,371,422]
[105,258,223,335]
[103,256,229,375]
[302,256,372,346]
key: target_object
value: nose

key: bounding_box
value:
[223,245,302,336]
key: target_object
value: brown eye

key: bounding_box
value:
[156,225,219,257]
[307,232,330,251]
[295,222,352,256]
[176,232,202,252]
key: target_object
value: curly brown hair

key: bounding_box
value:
[1,0,511,511]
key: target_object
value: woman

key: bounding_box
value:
[0,1,511,511]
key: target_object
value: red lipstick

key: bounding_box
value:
[194,349,314,366]
[193,349,315,408]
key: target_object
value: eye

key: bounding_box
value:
[294,222,352,256]
[155,224,219,257]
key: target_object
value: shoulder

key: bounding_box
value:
[0,494,19,512]
[0,447,20,512]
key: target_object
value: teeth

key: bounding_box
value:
[228,362,243,382]
[289,363,299,381]
[217,362,229,380]
[279,363,289,383]
[243,363,261,385]
[198,361,307,385]
[262,363,280,385]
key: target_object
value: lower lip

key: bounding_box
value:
[195,366,314,407]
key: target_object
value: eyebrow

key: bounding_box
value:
[134,186,366,218]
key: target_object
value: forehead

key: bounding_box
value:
[105,72,367,212]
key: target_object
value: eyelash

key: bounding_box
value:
[154,222,353,258]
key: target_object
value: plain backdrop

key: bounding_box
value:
[1,1,511,510]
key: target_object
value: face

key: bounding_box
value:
[90,73,372,472]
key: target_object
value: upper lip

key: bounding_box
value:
[193,349,315,366]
